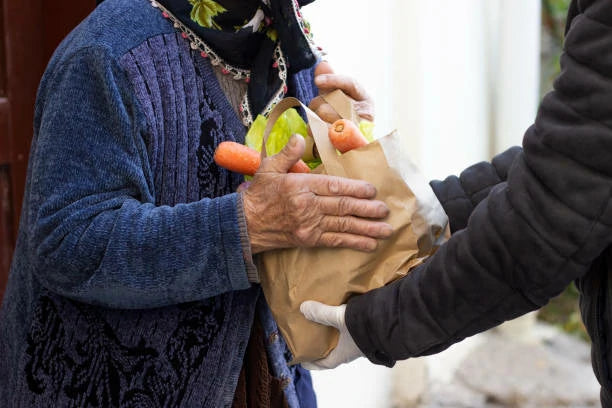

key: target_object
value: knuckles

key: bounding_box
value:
[336,197,352,216]
[287,193,312,216]
[337,216,352,233]
[294,225,317,245]
[259,157,275,171]
[327,178,341,195]
[328,235,345,248]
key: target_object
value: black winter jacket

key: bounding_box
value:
[345,1,612,405]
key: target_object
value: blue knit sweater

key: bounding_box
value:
[0,0,318,406]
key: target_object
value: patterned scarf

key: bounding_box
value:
[155,0,319,122]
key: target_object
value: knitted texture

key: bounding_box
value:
[0,0,318,406]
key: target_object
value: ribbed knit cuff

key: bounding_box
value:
[346,293,396,368]
[236,192,259,283]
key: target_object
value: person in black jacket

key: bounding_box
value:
[300,0,612,405]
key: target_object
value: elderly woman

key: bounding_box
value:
[0,0,391,406]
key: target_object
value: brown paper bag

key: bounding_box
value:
[258,95,449,364]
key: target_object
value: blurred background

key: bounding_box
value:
[304,0,599,407]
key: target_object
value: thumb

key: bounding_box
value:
[259,134,305,173]
[300,301,344,329]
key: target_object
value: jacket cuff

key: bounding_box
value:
[346,294,396,367]
[602,386,612,408]
[236,193,259,283]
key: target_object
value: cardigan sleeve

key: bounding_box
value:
[27,46,251,309]
[345,0,612,366]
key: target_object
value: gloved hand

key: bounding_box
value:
[299,301,364,370]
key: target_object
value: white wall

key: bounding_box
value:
[394,0,491,180]
[303,0,395,135]
[302,1,541,406]
[304,0,540,180]
[491,0,542,153]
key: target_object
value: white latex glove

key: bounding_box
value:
[299,301,364,370]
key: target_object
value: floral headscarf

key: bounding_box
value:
[153,0,321,125]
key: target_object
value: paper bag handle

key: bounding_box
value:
[260,97,346,177]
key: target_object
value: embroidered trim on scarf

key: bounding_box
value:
[150,0,321,127]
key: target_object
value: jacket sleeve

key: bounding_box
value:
[27,47,250,309]
[430,147,521,233]
[345,0,612,366]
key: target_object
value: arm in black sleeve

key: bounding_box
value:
[430,147,521,233]
[346,0,612,366]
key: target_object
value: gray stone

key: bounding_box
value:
[392,359,428,408]
[453,332,600,407]
[418,382,492,408]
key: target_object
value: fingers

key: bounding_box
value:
[316,196,389,219]
[300,301,344,328]
[354,100,375,122]
[313,103,342,124]
[308,95,342,123]
[315,74,370,103]
[302,358,339,371]
[308,175,377,199]
[258,134,305,174]
[314,61,334,77]
[301,343,360,370]
[313,70,375,122]
[300,301,361,370]
[320,216,392,240]
[318,232,378,252]
[236,181,251,193]
[301,361,324,370]
[308,95,327,112]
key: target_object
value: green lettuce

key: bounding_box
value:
[359,120,375,142]
[245,108,309,156]
[244,108,375,173]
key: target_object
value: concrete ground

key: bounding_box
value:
[312,314,601,408]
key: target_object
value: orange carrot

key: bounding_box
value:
[214,141,310,176]
[328,119,368,153]
[214,142,261,176]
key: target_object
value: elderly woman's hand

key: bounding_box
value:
[242,134,392,254]
[311,61,375,123]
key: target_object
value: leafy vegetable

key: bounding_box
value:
[359,120,375,142]
[244,107,376,172]
[245,108,309,156]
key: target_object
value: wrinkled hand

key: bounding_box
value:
[300,301,364,370]
[242,134,392,254]
[310,61,375,123]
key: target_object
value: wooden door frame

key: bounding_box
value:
[1,0,96,300]
[4,0,47,232]
[0,0,45,300]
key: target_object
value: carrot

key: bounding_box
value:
[214,141,310,176]
[214,142,261,176]
[328,119,368,153]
